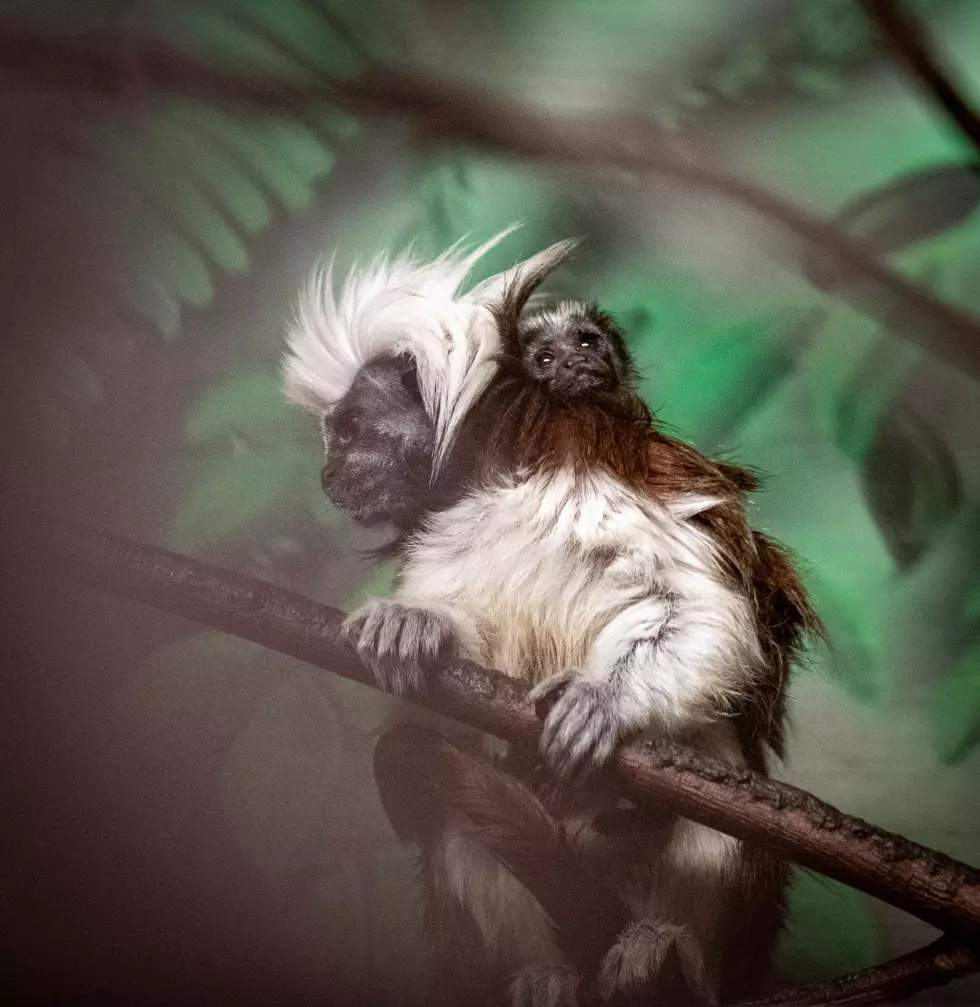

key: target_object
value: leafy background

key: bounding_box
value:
[2,0,980,1003]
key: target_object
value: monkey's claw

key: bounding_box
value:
[342,600,460,695]
[529,674,623,779]
[596,920,715,1006]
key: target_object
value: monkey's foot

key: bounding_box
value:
[342,600,460,695]
[509,964,580,1007]
[596,920,716,1006]
[529,674,623,779]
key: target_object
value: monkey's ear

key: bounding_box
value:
[470,239,579,345]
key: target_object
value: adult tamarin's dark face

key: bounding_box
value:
[517,301,632,400]
[320,303,637,531]
[320,355,435,529]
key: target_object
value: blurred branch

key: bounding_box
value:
[742,935,979,1006]
[43,525,980,949]
[858,0,980,163]
[4,24,980,379]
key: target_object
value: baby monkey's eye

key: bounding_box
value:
[535,351,555,367]
[579,333,598,349]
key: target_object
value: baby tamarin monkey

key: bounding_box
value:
[284,235,818,1007]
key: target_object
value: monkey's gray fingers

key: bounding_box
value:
[532,676,622,780]
[341,600,459,695]
[596,920,716,1006]
[508,964,580,1007]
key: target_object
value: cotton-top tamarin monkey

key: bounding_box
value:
[283,231,818,1006]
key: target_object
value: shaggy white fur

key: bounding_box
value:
[283,227,576,470]
[397,469,762,736]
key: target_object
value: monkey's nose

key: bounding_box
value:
[563,353,589,369]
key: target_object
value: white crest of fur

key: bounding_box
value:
[283,227,577,469]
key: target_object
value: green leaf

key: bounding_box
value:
[167,6,315,78]
[931,642,980,764]
[884,508,980,687]
[185,369,302,444]
[230,0,364,78]
[804,307,921,462]
[777,871,881,980]
[168,443,316,550]
[124,124,252,274]
[81,122,219,307]
[254,119,334,208]
[171,103,331,212]
[965,581,980,628]
[126,274,184,338]
[152,101,274,233]
[657,312,810,446]
[307,105,361,144]
[835,163,980,254]
[36,149,202,336]
[807,572,882,703]
[861,404,961,568]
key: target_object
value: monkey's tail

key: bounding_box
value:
[373,724,629,971]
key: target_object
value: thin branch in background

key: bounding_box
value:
[3,25,980,380]
[858,0,980,164]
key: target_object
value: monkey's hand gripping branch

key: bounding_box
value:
[40,526,980,1006]
[529,587,760,781]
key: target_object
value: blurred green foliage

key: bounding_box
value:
[7,0,980,999]
[171,368,326,550]
[777,872,882,980]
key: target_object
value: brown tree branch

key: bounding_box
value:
[43,525,980,1003]
[742,935,980,1006]
[41,524,980,949]
[3,24,980,379]
[858,0,980,163]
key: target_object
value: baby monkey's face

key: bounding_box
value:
[519,302,628,400]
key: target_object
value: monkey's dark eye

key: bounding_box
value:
[535,351,554,367]
[579,333,598,349]
[332,413,358,446]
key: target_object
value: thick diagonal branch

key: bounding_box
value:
[2,24,980,379]
[42,525,980,944]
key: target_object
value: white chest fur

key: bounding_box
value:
[397,469,742,684]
